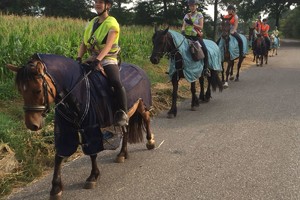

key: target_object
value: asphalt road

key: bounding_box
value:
[7,39,300,200]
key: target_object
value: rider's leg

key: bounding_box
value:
[264,36,271,50]
[103,64,128,126]
[198,38,210,76]
[232,32,244,57]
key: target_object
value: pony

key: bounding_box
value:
[150,27,223,118]
[6,53,155,200]
[270,34,279,57]
[253,34,268,66]
[218,15,247,88]
[248,27,258,62]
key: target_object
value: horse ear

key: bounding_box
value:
[6,64,19,73]
[35,61,45,74]
[154,24,159,32]
[163,27,169,35]
[220,14,224,20]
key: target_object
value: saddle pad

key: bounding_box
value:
[218,34,248,61]
[169,30,203,83]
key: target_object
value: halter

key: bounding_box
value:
[155,32,185,59]
[23,71,55,117]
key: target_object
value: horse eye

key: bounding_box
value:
[34,89,42,95]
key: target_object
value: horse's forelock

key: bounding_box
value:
[15,61,38,88]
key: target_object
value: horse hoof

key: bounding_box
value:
[115,156,125,163]
[49,191,62,200]
[223,82,228,89]
[84,181,97,189]
[229,76,234,81]
[146,141,155,150]
[167,113,175,118]
[234,79,239,82]
[191,106,197,111]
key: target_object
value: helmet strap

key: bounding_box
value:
[97,2,108,16]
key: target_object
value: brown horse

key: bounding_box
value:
[218,15,246,88]
[150,27,223,118]
[253,34,268,66]
[7,53,155,200]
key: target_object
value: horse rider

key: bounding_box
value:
[77,0,128,126]
[255,15,262,35]
[181,0,209,75]
[261,18,271,50]
[223,4,244,58]
[272,26,280,47]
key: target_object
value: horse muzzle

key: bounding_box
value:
[150,56,160,64]
[25,113,45,131]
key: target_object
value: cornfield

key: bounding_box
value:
[0,13,168,83]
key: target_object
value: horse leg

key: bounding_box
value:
[235,58,243,81]
[191,81,199,110]
[167,74,178,118]
[199,75,205,102]
[83,154,100,189]
[205,76,211,101]
[223,62,230,88]
[229,61,235,81]
[221,62,225,83]
[50,154,64,200]
[116,126,128,163]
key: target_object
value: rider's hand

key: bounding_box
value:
[184,18,193,25]
[88,59,100,71]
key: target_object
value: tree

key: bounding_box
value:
[0,0,39,15]
[254,0,299,28]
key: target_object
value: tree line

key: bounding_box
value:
[1,0,299,39]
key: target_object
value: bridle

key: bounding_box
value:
[23,71,55,117]
[153,31,185,59]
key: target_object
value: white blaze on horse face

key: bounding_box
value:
[23,84,27,92]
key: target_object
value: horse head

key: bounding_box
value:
[6,60,56,131]
[150,27,173,64]
[220,15,232,41]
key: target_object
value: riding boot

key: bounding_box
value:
[238,41,244,58]
[113,86,128,126]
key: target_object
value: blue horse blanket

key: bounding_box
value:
[36,54,151,157]
[218,34,248,61]
[271,36,279,49]
[168,30,222,83]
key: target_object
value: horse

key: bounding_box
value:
[248,27,258,62]
[150,27,223,118]
[253,34,268,66]
[270,34,279,57]
[218,15,247,88]
[6,53,155,200]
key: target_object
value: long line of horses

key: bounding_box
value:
[5,17,279,200]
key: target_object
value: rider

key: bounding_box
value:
[181,0,209,74]
[223,5,244,58]
[272,26,280,47]
[261,18,271,50]
[77,0,128,127]
[255,15,262,35]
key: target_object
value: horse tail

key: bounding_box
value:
[127,112,144,144]
[209,70,223,92]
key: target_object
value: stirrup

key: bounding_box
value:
[113,110,129,126]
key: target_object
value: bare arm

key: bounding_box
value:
[231,15,238,33]
[77,42,87,58]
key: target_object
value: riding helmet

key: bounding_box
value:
[226,5,236,12]
[187,0,199,5]
[105,0,113,4]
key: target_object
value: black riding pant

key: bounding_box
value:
[264,36,271,50]
[103,64,127,112]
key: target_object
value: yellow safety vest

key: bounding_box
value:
[185,12,202,36]
[83,16,120,61]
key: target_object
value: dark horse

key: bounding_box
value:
[150,27,223,118]
[218,16,247,88]
[7,53,155,200]
[249,27,268,66]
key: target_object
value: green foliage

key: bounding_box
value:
[282,6,300,39]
